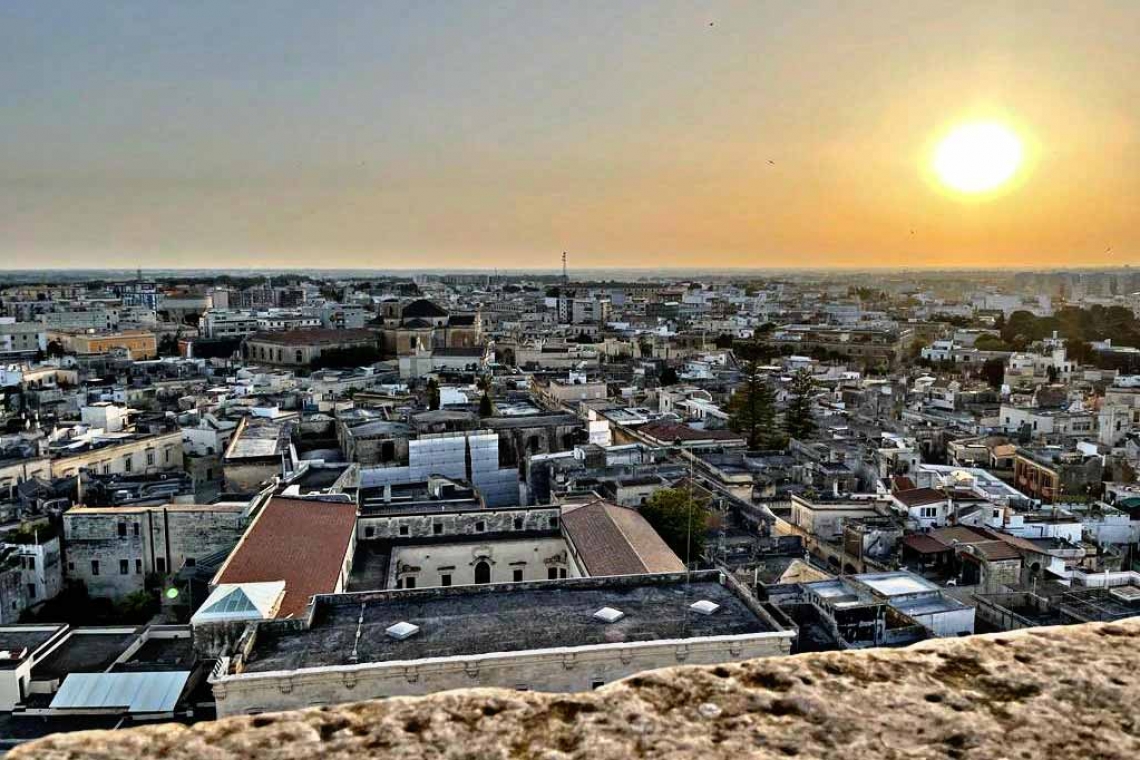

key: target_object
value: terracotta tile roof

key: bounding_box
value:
[638,422,743,444]
[892,487,946,508]
[891,475,917,492]
[928,526,1024,562]
[562,499,685,576]
[215,497,357,619]
[902,533,951,555]
[248,329,376,346]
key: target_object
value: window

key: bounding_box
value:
[514,517,524,530]
[441,573,452,587]
[548,567,559,580]
[591,679,605,690]
[920,506,938,518]
[399,525,409,536]
[67,561,75,572]
[433,522,443,535]
[91,560,100,576]
[120,559,129,575]
[560,568,568,579]
[27,583,36,600]
[513,569,524,582]
[133,523,140,536]
[404,576,416,590]
[364,526,375,538]
[146,450,155,467]
[123,456,133,473]
[550,516,559,529]
[165,447,172,463]
[117,522,127,538]
[102,463,111,475]
[475,521,485,533]
[295,350,304,364]
[156,557,166,574]
[136,559,143,574]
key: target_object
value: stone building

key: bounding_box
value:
[49,329,158,359]
[207,571,793,716]
[221,417,296,493]
[62,502,249,600]
[378,299,483,356]
[243,329,378,368]
[49,430,184,480]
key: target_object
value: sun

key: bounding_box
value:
[932,122,1024,195]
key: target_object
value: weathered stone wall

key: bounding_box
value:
[214,631,792,718]
[358,506,560,542]
[15,619,1140,759]
[63,506,246,599]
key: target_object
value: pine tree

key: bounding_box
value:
[728,361,778,449]
[784,367,817,440]
[479,390,495,417]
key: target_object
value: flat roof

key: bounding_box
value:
[891,596,970,617]
[856,572,940,598]
[32,629,139,682]
[0,624,67,668]
[241,574,778,674]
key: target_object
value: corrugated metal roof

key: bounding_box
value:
[50,671,190,713]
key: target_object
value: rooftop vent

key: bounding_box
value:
[690,600,720,616]
[593,607,625,623]
[386,621,420,640]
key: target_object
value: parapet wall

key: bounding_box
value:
[15,619,1140,759]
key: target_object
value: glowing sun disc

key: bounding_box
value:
[933,122,1023,194]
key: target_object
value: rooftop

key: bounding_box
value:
[561,498,685,576]
[32,629,140,682]
[214,497,358,619]
[248,328,376,346]
[240,572,778,674]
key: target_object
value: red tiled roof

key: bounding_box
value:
[892,487,946,507]
[215,497,357,619]
[248,329,376,346]
[639,422,743,444]
[562,499,685,576]
[891,475,916,492]
[902,533,951,555]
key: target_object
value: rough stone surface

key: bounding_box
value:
[16,620,1140,759]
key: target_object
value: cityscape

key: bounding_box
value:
[1,2,1138,758]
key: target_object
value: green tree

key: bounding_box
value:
[426,378,441,410]
[784,368,817,440]
[981,357,1006,390]
[728,361,779,449]
[479,389,495,417]
[640,488,710,562]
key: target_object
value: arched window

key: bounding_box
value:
[474,560,491,585]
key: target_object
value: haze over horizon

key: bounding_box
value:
[2,1,1136,271]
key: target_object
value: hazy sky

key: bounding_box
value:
[1,1,1136,271]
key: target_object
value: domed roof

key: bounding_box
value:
[402,299,449,319]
